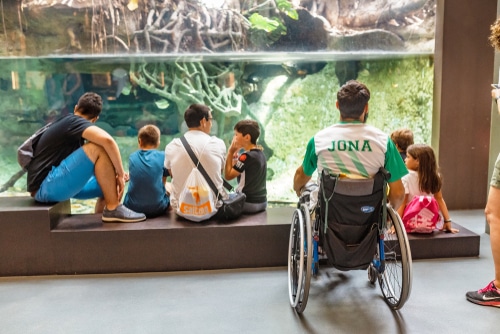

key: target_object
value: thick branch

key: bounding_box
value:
[0,170,26,193]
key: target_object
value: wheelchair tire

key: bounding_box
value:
[378,206,413,310]
[287,204,312,313]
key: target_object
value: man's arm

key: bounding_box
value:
[397,193,409,217]
[225,162,241,181]
[293,166,311,197]
[294,138,317,196]
[164,142,172,179]
[224,142,240,181]
[388,179,405,211]
[82,125,125,178]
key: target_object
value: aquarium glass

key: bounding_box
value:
[0,1,436,212]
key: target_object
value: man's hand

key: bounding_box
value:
[225,138,243,181]
[491,88,500,99]
[441,221,459,234]
[228,138,242,159]
[293,166,311,197]
[116,174,125,201]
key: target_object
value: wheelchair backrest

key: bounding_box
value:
[317,168,389,270]
[319,168,387,199]
[318,168,388,234]
[326,176,377,196]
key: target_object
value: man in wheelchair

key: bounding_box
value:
[289,80,411,312]
[293,80,407,207]
[293,80,408,266]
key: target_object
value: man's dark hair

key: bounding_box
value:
[234,119,260,144]
[337,80,370,119]
[184,104,211,128]
[138,124,160,147]
[76,92,103,119]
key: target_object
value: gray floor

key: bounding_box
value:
[0,209,497,334]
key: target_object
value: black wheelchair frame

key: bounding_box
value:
[288,168,412,313]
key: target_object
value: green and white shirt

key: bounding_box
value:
[302,122,408,183]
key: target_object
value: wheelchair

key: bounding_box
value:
[288,168,412,313]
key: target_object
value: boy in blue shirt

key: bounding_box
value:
[124,125,170,217]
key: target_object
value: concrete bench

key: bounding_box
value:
[0,197,480,277]
[0,197,291,276]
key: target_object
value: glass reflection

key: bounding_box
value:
[0,0,436,211]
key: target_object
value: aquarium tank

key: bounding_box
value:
[0,0,436,212]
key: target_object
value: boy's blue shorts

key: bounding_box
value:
[35,147,103,202]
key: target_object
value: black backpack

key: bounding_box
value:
[17,122,53,171]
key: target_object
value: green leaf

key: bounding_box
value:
[248,13,280,33]
[120,84,131,96]
[154,99,170,109]
[276,0,298,20]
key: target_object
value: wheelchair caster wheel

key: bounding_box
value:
[368,264,378,284]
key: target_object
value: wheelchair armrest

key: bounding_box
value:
[379,167,391,181]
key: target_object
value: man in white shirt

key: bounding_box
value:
[164,104,227,220]
[293,80,406,210]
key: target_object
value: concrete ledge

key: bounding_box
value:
[0,197,70,276]
[0,197,481,276]
[51,208,292,275]
[0,197,293,276]
[407,222,480,259]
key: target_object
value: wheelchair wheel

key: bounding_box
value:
[378,206,413,310]
[368,263,378,285]
[287,204,313,313]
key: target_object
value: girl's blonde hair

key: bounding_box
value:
[406,144,442,194]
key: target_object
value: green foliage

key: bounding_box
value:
[276,0,299,20]
[359,57,434,144]
[154,99,170,109]
[265,56,434,202]
[248,13,284,33]
[248,13,287,47]
[247,0,298,48]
